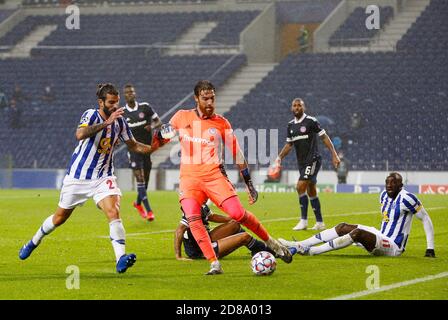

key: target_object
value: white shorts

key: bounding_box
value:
[356,224,403,257]
[58,175,122,209]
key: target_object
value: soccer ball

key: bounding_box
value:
[251,251,277,276]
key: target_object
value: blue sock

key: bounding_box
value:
[310,197,323,222]
[137,182,152,212]
[299,193,309,220]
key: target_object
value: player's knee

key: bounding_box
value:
[105,207,120,220]
[240,232,252,244]
[335,222,348,235]
[53,215,66,226]
[297,182,308,194]
[227,220,242,233]
[228,207,245,222]
[53,212,70,226]
[349,228,363,242]
[336,222,356,235]
[222,199,245,222]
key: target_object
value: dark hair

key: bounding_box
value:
[123,83,134,90]
[194,80,215,97]
[96,83,119,101]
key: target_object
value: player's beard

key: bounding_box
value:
[126,98,136,107]
[294,111,303,119]
[103,105,115,117]
[199,104,214,117]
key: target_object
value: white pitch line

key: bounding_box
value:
[98,206,446,238]
[98,229,176,238]
[327,272,448,300]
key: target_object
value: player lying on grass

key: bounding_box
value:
[175,204,277,260]
[280,172,436,257]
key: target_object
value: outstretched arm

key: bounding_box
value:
[272,142,293,168]
[125,138,152,154]
[278,142,293,161]
[174,224,191,261]
[415,206,435,257]
[321,133,340,168]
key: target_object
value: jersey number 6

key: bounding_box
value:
[305,166,312,175]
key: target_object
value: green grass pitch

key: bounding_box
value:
[1,189,447,300]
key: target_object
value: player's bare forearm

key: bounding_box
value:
[76,122,108,140]
[174,224,187,259]
[322,134,340,168]
[278,143,293,160]
[126,139,152,154]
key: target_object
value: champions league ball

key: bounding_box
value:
[251,251,277,276]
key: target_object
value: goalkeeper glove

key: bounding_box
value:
[152,128,171,152]
[158,123,176,140]
[424,248,436,258]
[268,156,282,180]
[241,168,258,205]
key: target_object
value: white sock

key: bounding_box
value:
[32,215,56,245]
[309,234,354,255]
[110,219,126,262]
[300,227,339,247]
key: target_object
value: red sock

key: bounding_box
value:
[221,197,269,241]
[181,198,217,262]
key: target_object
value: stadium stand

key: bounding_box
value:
[329,6,394,46]
[2,0,447,172]
[217,0,446,171]
[276,0,341,24]
[0,9,16,24]
[0,11,260,48]
[0,10,253,169]
[396,0,448,53]
[21,0,218,7]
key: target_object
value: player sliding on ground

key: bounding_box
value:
[19,83,156,273]
[175,204,277,260]
[280,172,436,258]
[160,80,292,275]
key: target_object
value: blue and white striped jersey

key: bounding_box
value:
[66,109,133,180]
[379,188,423,251]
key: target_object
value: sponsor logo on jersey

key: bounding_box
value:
[80,116,89,124]
[181,134,214,146]
[382,240,391,248]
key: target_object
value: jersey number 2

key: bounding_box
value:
[106,179,114,190]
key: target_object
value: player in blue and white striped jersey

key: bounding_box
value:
[19,83,155,273]
[280,172,436,257]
